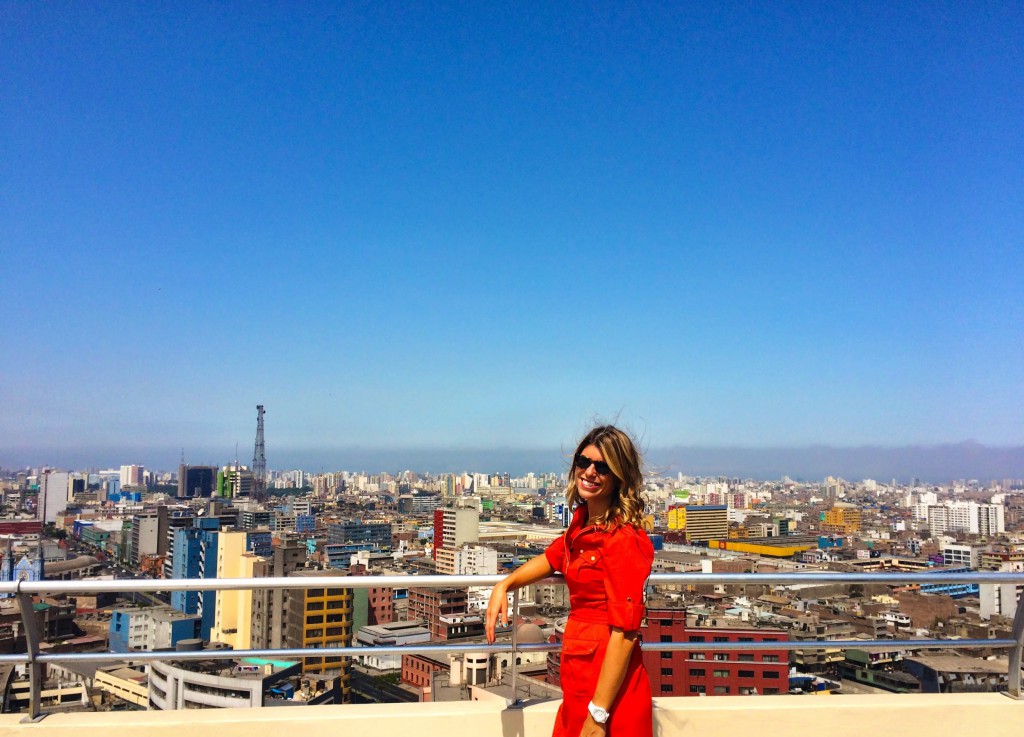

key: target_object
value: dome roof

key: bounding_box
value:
[515,622,545,644]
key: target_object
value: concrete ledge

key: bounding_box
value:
[0,694,1022,737]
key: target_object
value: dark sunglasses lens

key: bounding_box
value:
[576,456,612,476]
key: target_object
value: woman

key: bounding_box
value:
[486,425,654,737]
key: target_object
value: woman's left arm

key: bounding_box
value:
[580,526,655,736]
[579,627,638,736]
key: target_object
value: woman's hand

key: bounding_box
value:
[484,583,508,644]
[483,554,555,643]
[578,714,608,737]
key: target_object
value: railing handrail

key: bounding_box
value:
[8,569,1024,715]
[13,569,1024,595]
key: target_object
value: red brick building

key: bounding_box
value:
[641,608,789,696]
[402,653,447,696]
[408,587,469,639]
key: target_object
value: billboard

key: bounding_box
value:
[668,506,687,531]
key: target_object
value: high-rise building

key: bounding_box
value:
[432,504,479,560]
[177,465,216,499]
[250,536,309,650]
[210,531,265,649]
[120,465,145,488]
[162,509,196,580]
[130,513,161,566]
[39,470,70,524]
[284,569,353,700]
[169,519,220,639]
[683,505,728,542]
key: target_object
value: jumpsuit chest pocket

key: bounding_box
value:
[568,548,604,588]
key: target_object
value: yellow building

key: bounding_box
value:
[667,507,686,531]
[285,569,353,701]
[822,504,861,535]
[683,505,728,542]
[211,531,265,649]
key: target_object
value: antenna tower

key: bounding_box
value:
[252,404,267,501]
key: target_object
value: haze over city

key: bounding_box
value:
[2,3,1021,475]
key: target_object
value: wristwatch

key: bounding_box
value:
[588,701,610,724]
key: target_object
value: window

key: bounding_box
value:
[660,635,672,643]
[688,635,705,642]
[713,686,730,694]
[661,668,673,676]
[689,668,705,677]
[689,685,705,694]
[739,637,754,642]
[661,652,673,660]
[661,684,674,694]
[762,654,780,663]
[661,619,673,626]
[690,653,706,660]
[713,636,728,642]
[738,670,755,678]
[764,688,780,695]
[713,669,729,678]
[714,653,729,661]
[737,654,755,662]
[763,671,780,679]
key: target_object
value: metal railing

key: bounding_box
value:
[5,569,1024,719]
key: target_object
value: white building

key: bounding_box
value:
[120,465,145,488]
[928,501,1005,537]
[942,543,984,568]
[39,471,70,524]
[979,583,1024,620]
[354,621,431,671]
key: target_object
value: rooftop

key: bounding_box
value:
[2,692,1022,737]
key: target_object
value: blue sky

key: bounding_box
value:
[2,2,1022,467]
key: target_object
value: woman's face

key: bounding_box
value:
[575,443,617,504]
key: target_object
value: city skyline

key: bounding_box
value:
[3,4,1021,456]
[4,438,1023,484]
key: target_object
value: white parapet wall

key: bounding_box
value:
[0,694,1022,737]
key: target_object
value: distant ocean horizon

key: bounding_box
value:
[3,441,1023,484]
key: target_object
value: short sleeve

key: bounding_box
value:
[544,533,567,573]
[603,526,654,631]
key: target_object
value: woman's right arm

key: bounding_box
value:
[484,553,555,643]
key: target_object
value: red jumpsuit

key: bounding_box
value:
[544,506,655,737]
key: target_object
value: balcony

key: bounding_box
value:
[1,692,1022,737]
[1,570,1023,734]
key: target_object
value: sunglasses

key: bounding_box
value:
[575,455,612,476]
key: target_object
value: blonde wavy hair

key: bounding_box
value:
[565,425,646,528]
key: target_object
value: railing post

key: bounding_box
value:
[509,587,520,706]
[16,585,45,721]
[1006,583,1024,699]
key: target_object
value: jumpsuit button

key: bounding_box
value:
[590,556,596,561]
